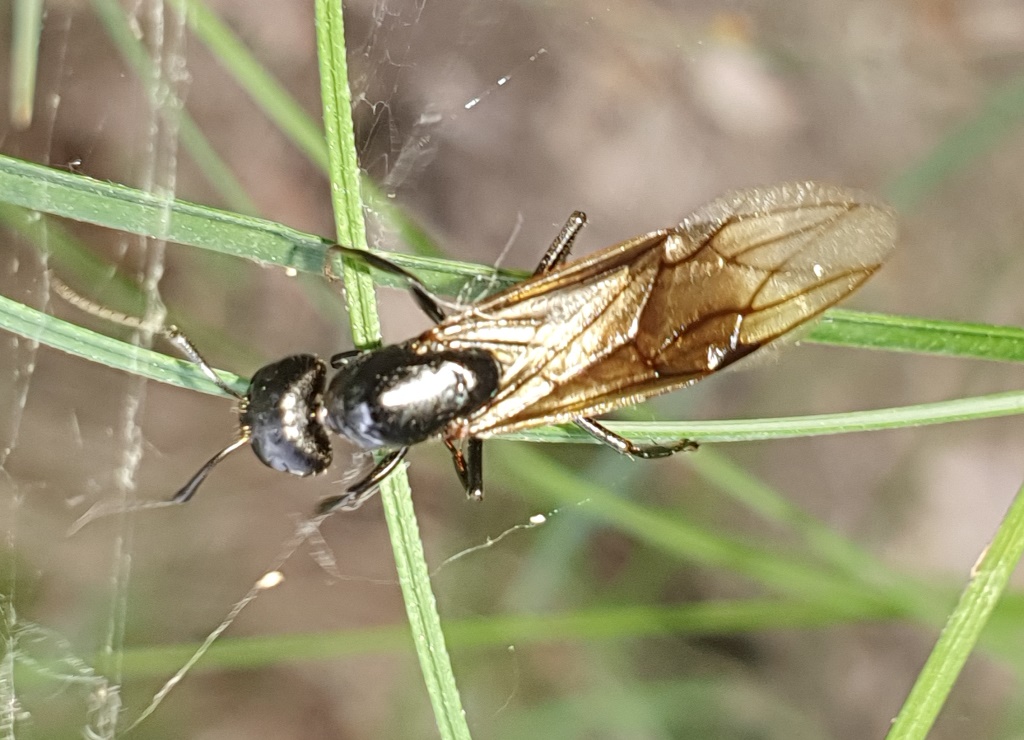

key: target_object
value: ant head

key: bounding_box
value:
[172,355,332,503]
[242,355,333,475]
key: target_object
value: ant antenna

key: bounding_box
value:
[51,275,243,400]
[171,436,250,503]
[68,432,252,532]
[51,274,165,333]
[163,327,244,400]
[53,275,252,509]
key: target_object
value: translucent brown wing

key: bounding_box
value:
[415,182,897,439]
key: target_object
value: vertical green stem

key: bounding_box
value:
[10,0,43,128]
[313,2,471,738]
[887,480,1024,738]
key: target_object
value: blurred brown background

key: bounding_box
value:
[2,0,1024,738]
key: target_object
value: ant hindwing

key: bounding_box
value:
[168,182,896,515]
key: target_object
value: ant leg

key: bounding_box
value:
[408,208,572,454]
[527,216,669,453]
[443,438,484,500]
[329,348,365,369]
[527,214,695,460]
[573,417,698,459]
[324,244,447,323]
[533,211,587,276]
[315,447,409,514]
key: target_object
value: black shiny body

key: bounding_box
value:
[229,343,500,500]
[172,210,689,511]
[240,354,331,476]
[322,343,500,449]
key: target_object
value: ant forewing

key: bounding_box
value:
[158,181,896,513]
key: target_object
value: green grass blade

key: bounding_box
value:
[174,0,330,172]
[3,154,1024,364]
[813,309,1024,361]
[887,480,1024,739]
[0,152,331,272]
[174,0,444,257]
[2,290,1022,443]
[314,2,470,738]
[10,0,43,129]
[686,450,924,599]
[17,294,1024,446]
[0,293,243,395]
[0,203,142,312]
[0,203,262,366]
[497,391,1024,444]
[493,444,896,610]
[102,598,898,680]
[885,73,1024,211]
[316,5,376,341]
[90,0,257,214]
[0,154,488,291]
